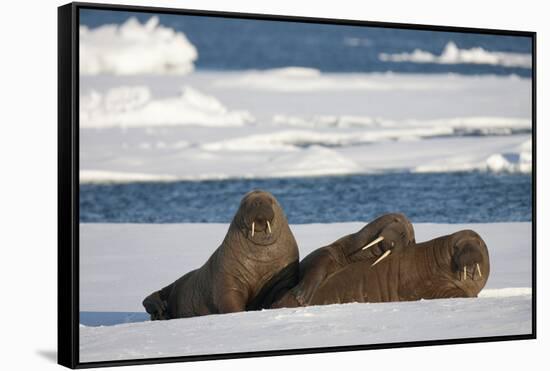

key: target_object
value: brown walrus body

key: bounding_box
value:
[276,229,489,308]
[272,213,415,308]
[143,190,299,319]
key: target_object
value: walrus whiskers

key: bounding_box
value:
[267,220,272,234]
[371,249,391,267]
[251,222,255,237]
[362,236,385,250]
[476,263,482,279]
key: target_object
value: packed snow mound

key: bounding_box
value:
[80,85,255,128]
[379,41,532,68]
[80,17,198,75]
[485,151,532,173]
[413,141,531,174]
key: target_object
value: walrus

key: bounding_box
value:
[274,229,489,307]
[143,190,299,319]
[272,213,416,308]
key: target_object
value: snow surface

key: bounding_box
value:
[80,71,532,182]
[379,41,532,68]
[79,222,532,362]
[80,17,198,75]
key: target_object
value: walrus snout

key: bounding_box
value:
[143,291,169,320]
[451,237,487,281]
[246,202,275,234]
[240,192,277,237]
[250,200,275,221]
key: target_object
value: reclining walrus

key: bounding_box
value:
[273,228,489,308]
[272,213,416,307]
[143,190,299,319]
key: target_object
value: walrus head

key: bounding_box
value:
[404,230,490,300]
[235,190,284,246]
[360,213,415,266]
[449,232,489,285]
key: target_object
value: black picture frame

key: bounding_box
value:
[58,2,537,368]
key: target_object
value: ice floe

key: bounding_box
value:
[80,85,254,128]
[80,17,198,75]
[379,41,531,68]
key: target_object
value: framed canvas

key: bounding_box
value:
[58,2,536,368]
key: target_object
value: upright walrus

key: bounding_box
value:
[143,190,299,319]
[272,213,416,308]
[274,229,489,308]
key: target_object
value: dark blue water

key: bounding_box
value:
[80,172,531,224]
[80,9,532,77]
[80,312,149,327]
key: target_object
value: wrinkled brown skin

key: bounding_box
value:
[143,190,299,319]
[275,229,489,308]
[272,213,415,308]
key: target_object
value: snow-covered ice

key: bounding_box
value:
[80,71,532,182]
[80,294,531,362]
[79,222,532,362]
[78,18,532,182]
[379,41,532,68]
[80,17,197,75]
[80,85,254,128]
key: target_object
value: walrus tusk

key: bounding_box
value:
[251,222,255,237]
[362,236,385,251]
[267,220,272,234]
[371,250,391,267]
[463,266,467,280]
[476,263,482,279]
